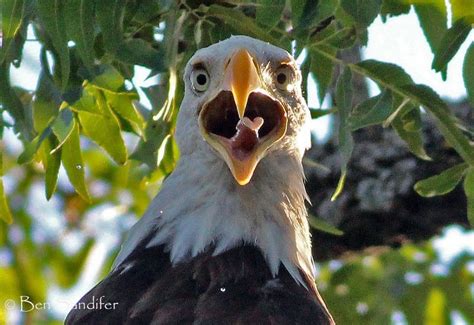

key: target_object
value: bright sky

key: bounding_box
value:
[364,11,474,100]
[308,8,474,142]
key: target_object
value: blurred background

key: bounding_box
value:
[1,1,473,324]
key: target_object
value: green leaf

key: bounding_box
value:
[103,91,144,134]
[194,19,203,46]
[402,84,474,165]
[97,0,164,71]
[310,46,336,104]
[391,103,431,161]
[350,91,393,130]
[432,17,471,73]
[77,94,127,165]
[291,0,321,37]
[309,107,336,119]
[339,58,474,165]
[131,118,172,169]
[130,81,175,169]
[324,27,357,49]
[256,0,285,30]
[130,71,183,170]
[0,62,34,140]
[1,0,26,65]
[43,136,61,200]
[414,163,469,197]
[302,157,331,173]
[64,0,96,69]
[310,24,357,50]
[0,0,24,49]
[69,86,100,114]
[290,0,306,26]
[90,65,125,92]
[51,108,75,152]
[115,39,163,70]
[414,1,447,53]
[132,0,161,24]
[316,0,339,23]
[414,1,447,78]
[355,59,414,86]
[450,0,474,22]
[3,1,32,67]
[32,72,60,133]
[0,153,13,224]
[341,0,382,26]
[336,68,353,167]
[424,288,448,325]
[308,214,344,236]
[401,109,422,132]
[37,0,70,89]
[96,0,126,55]
[73,84,127,164]
[61,121,89,201]
[0,179,13,224]
[296,0,319,28]
[17,128,52,164]
[380,0,410,21]
[463,43,474,108]
[161,5,186,69]
[205,5,280,46]
[331,171,347,202]
[464,168,474,226]
[333,67,353,200]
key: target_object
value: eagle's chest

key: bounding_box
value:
[118,244,291,322]
[66,244,327,324]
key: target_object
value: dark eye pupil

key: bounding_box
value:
[196,74,207,85]
[277,73,287,84]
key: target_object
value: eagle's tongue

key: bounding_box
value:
[230,116,264,160]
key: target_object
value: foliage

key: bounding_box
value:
[0,0,474,323]
[320,239,474,324]
[1,0,473,226]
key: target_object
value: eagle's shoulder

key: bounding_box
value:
[65,243,331,325]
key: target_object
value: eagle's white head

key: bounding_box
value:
[177,35,311,182]
[114,35,314,286]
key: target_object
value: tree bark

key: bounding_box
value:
[306,100,472,260]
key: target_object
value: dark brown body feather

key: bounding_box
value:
[65,240,333,325]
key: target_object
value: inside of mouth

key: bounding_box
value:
[202,91,282,141]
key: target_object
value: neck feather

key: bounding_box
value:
[114,149,314,286]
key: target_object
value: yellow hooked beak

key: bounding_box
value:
[198,48,287,185]
[224,49,260,120]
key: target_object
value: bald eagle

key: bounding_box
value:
[66,36,335,324]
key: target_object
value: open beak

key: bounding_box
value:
[198,49,287,185]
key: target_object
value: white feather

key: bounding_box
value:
[113,35,315,287]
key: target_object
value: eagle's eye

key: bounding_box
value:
[191,68,210,93]
[275,65,294,91]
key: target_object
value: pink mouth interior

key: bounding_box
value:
[226,117,264,161]
[201,91,285,161]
